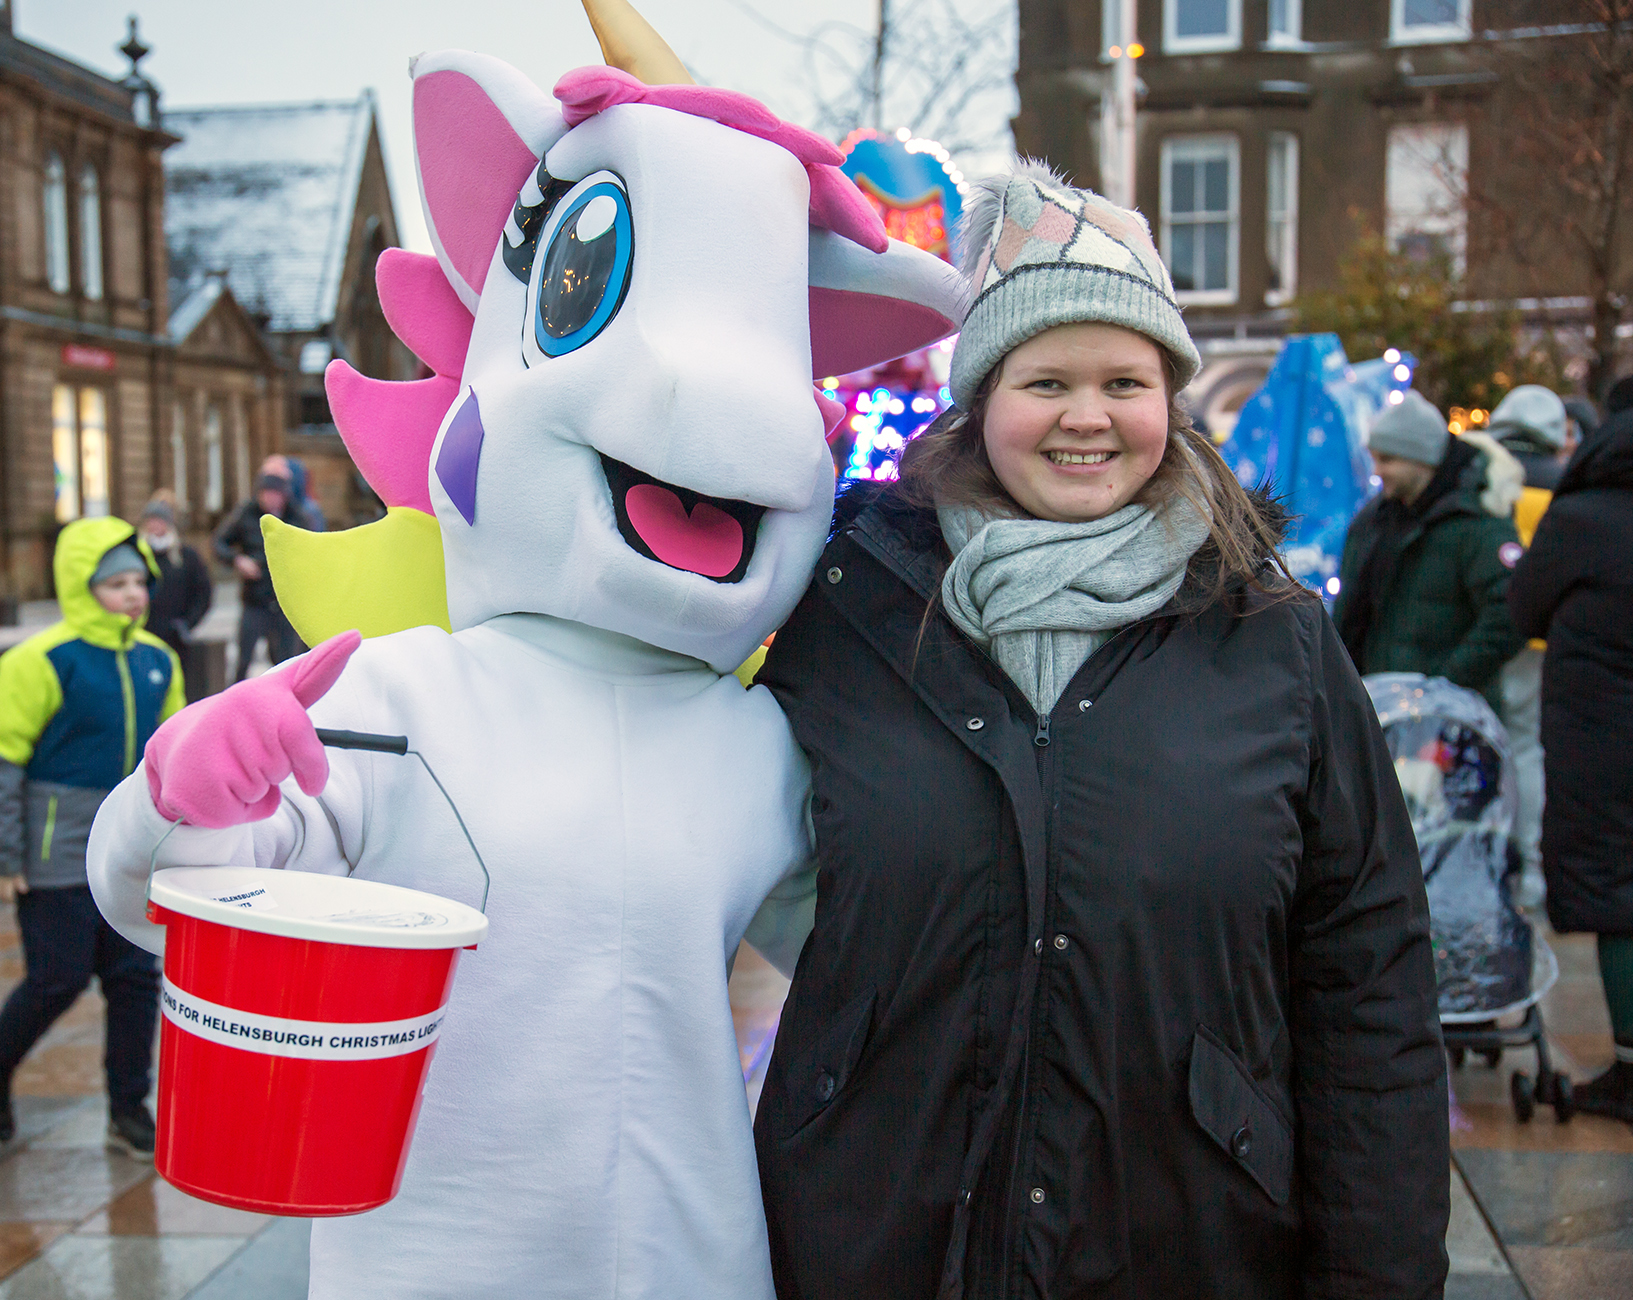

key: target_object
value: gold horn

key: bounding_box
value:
[580,0,695,86]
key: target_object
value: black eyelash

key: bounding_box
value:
[503,160,573,285]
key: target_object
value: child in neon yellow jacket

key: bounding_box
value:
[0,517,184,1156]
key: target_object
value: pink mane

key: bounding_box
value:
[554,68,888,255]
[328,67,889,517]
[325,248,471,514]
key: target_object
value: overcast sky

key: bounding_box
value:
[21,0,1016,253]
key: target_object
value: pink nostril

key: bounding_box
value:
[815,388,848,440]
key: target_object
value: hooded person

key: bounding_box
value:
[0,518,185,1158]
[1510,408,1633,1120]
[1334,390,1527,713]
[750,159,1448,1299]
[139,498,214,702]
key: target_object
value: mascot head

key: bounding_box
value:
[273,2,965,673]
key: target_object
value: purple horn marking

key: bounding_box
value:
[436,390,485,525]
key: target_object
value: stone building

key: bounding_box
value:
[163,94,416,528]
[0,6,179,600]
[1015,1,1623,434]
[165,273,285,530]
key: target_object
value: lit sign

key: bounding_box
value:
[61,344,117,372]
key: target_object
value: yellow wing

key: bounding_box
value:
[263,508,451,644]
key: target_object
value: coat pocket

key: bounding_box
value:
[780,986,876,1136]
[1188,1025,1294,1207]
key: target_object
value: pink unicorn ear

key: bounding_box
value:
[410,51,568,311]
[807,230,968,379]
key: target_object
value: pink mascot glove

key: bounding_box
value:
[144,630,363,828]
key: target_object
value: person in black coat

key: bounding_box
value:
[212,474,304,682]
[753,163,1448,1300]
[136,499,212,702]
[1509,407,1633,1121]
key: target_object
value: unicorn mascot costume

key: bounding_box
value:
[87,3,963,1294]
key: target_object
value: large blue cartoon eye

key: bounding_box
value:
[527,175,632,360]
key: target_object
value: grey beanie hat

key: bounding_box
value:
[1367,391,1449,466]
[948,160,1201,409]
[1487,384,1567,449]
[90,541,149,588]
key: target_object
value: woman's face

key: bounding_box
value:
[982,323,1170,523]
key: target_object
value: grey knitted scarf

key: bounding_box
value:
[939,497,1209,714]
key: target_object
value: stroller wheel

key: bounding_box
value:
[1449,1047,1467,1070]
[1481,1048,1502,1070]
[1510,1070,1536,1123]
[1551,1073,1575,1123]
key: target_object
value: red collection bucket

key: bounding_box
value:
[146,865,488,1216]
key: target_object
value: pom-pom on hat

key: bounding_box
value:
[948,159,1201,409]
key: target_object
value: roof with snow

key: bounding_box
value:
[167,274,226,342]
[164,95,381,334]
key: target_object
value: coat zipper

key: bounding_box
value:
[116,646,137,777]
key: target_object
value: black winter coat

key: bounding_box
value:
[1333,438,1525,713]
[213,499,296,608]
[755,488,1449,1300]
[1509,412,1633,935]
[147,544,212,654]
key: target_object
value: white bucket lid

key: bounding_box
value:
[150,866,488,950]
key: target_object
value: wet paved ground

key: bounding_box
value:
[0,894,1623,1296]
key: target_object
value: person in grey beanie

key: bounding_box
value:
[753,160,1449,1299]
[1334,391,1527,712]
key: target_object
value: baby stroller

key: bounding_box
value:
[1365,674,1574,1122]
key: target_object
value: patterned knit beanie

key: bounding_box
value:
[949,160,1201,410]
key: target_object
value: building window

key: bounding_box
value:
[43,153,69,295]
[1265,133,1299,304]
[1391,0,1471,44]
[1267,0,1301,45]
[1164,0,1241,55]
[231,394,251,503]
[78,389,110,517]
[79,164,103,302]
[1161,135,1239,303]
[51,384,111,522]
[204,404,224,513]
[171,400,189,508]
[51,385,78,522]
[1386,123,1468,272]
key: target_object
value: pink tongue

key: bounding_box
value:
[624,484,745,578]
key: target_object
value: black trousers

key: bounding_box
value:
[235,603,303,683]
[0,886,160,1113]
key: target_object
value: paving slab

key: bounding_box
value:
[181,1218,308,1300]
[0,1236,242,1300]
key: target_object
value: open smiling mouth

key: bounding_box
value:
[599,455,765,584]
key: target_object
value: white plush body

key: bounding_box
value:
[89,615,812,1298]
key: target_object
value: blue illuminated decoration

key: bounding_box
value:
[839,128,966,263]
[1215,333,1416,596]
[824,131,966,481]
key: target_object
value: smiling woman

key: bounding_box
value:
[752,159,1452,1300]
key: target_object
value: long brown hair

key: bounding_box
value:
[894,350,1301,610]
